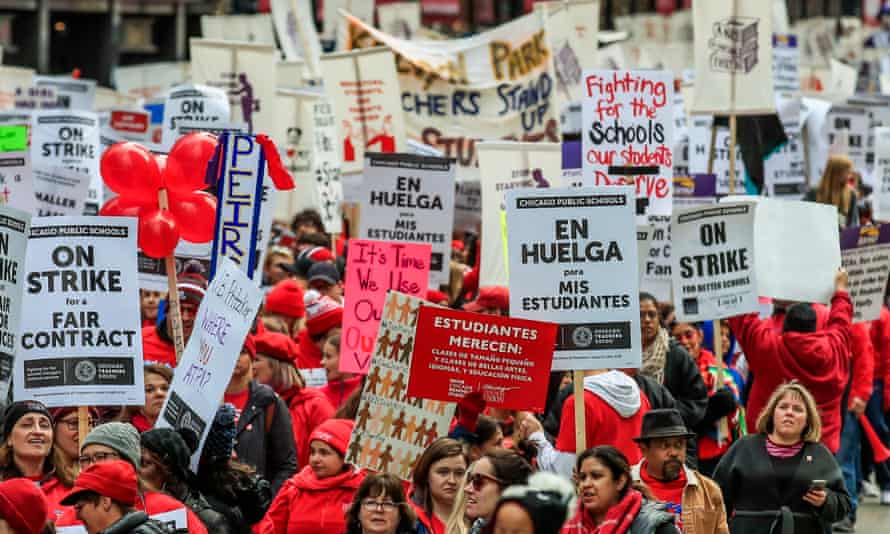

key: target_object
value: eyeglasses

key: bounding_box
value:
[361,499,398,512]
[58,418,97,432]
[78,451,120,468]
[467,472,504,491]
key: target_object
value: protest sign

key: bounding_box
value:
[34,75,96,111]
[582,70,674,216]
[764,134,807,199]
[320,47,406,175]
[0,206,29,400]
[200,14,276,44]
[0,127,37,216]
[340,240,431,374]
[0,67,35,111]
[377,2,422,39]
[477,142,564,287]
[102,110,151,144]
[345,12,560,172]
[31,110,101,214]
[454,180,482,233]
[826,105,868,172]
[160,84,231,151]
[345,291,455,480]
[840,225,890,323]
[270,0,324,79]
[636,224,653,283]
[505,186,641,371]
[671,203,758,322]
[139,241,211,292]
[13,86,59,112]
[688,116,746,194]
[113,62,189,100]
[772,34,800,95]
[0,123,27,152]
[33,166,91,217]
[16,217,143,407]
[358,153,455,287]
[407,307,557,411]
[190,39,278,135]
[157,259,262,470]
[692,0,776,115]
[874,127,890,221]
[535,1,600,109]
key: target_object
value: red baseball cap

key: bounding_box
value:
[60,460,138,506]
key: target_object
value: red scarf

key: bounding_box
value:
[562,490,642,534]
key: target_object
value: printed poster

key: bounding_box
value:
[160,83,231,151]
[358,153,455,287]
[671,203,758,322]
[874,127,890,221]
[688,116,746,195]
[376,2,422,39]
[138,241,211,293]
[33,75,96,111]
[0,206,29,400]
[340,240,431,374]
[408,307,557,411]
[505,186,641,371]
[826,105,868,172]
[0,125,37,216]
[840,225,890,323]
[157,259,263,470]
[33,166,91,217]
[31,110,101,214]
[772,34,800,96]
[16,217,144,407]
[345,291,455,480]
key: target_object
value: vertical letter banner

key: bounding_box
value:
[691,0,776,115]
[840,225,890,323]
[582,70,674,216]
[320,47,406,175]
[407,307,557,411]
[345,291,455,480]
[873,127,890,221]
[31,110,102,215]
[160,84,231,151]
[670,203,758,322]
[190,39,278,135]
[0,124,37,215]
[16,217,144,407]
[344,12,559,173]
[340,239,431,374]
[157,259,263,470]
[477,141,563,288]
[0,206,29,400]
[505,186,641,371]
[358,153,455,287]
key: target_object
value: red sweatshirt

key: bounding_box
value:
[56,491,208,534]
[279,386,335,467]
[870,307,890,409]
[141,325,178,368]
[849,322,874,408]
[728,291,852,453]
[319,376,363,409]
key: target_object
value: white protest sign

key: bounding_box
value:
[582,70,674,216]
[688,116,746,194]
[535,0,600,109]
[874,127,890,221]
[156,259,262,470]
[200,14,276,44]
[358,153,455,288]
[0,206,29,400]
[0,67,35,111]
[477,142,564,287]
[826,106,869,172]
[138,241,211,293]
[160,84,231,151]
[764,101,807,199]
[692,0,775,115]
[34,76,96,111]
[0,125,37,215]
[376,2,422,39]
[506,186,641,371]
[454,180,482,233]
[671,203,758,321]
[840,225,890,323]
[772,34,800,95]
[33,166,91,217]
[31,110,102,215]
[16,217,144,407]
[636,224,653,283]
[113,62,189,100]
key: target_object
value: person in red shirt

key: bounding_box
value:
[297,290,343,369]
[140,289,162,328]
[262,279,306,338]
[867,306,890,504]
[318,334,362,409]
[118,365,173,433]
[141,270,208,368]
[0,478,51,534]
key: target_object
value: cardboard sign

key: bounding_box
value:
[0,66,35,111]
[407,307,557,411]
[358,153,455,287]
[156,259,262,470]
[840,225,890,323]
[671,203,758,321]
[160,84,231,150]
[320,47,406,175]
[33,75,96,111]
[341,239,431,374]
[0,206,30,400]
[505,186,641,371]
[692,0,775,115]
[345,291,455,480]
[16,217,144,407]
[582,69,674,216]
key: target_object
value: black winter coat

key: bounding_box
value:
[234,381,298,496]
[712,434,851,534]
[100,512,176,534]
[181,490,231,534]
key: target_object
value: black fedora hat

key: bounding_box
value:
[633,409,696,442]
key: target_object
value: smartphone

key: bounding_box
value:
[809,480,827,491]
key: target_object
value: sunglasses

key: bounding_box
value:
[467,472,505,491]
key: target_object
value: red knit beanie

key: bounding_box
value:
[265,279,305,319]
[304,290,343,337]
[0,478,48,534]
[255,331,300,364]
[309,419,354,456]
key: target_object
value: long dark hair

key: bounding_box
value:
[345,473,416,534]
[411,438,467,515]
[576,446,631,498]
[482,447,534,487]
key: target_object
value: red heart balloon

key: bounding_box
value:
[138,208,180,258]
[100,142,163,202]
[169,190,218,243]
[99,195,149,217]
[165,132,217,193]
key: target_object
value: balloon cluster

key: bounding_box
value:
[100,133,218,258]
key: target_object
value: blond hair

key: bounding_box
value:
[257,355,304,391]
[445,471,470,534]
[816,155,853,216]
[756,382,822,443]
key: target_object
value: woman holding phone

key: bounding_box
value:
[712,382,850,534]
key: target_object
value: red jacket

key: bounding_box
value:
[257,465,366,534]
[410,500,446,534]
[728,291,852,453]
[40,475,70,522]
[56,491,209,534]
[319,376,363,409]
[296,329,323,369]
[279,386,336,467]
[870,307,890,409]
[141,325,178,368]
[849,322,874,408]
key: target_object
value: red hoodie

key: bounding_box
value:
[296,329,323,369]
[870,307,890,409]
[279,386,336,467]
[40,475,70,522]
[727,291,852,453]
[319,376,363,409]
[141,325,178,368]
[849,322,874,408]
[256,465,366,534]
[56,491,209,534]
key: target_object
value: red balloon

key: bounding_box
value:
[165,133,217,193]
[169,191,218,243]
[100,142,162,201]
[139,208,180,258]
[99,196,150,217]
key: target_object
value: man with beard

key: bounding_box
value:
[631,409,728,534]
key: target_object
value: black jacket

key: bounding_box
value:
[234,381,298,496]
[199,467,272,534]
[662,340,709,430]
[100,512,176,534]
[181,490,231,534]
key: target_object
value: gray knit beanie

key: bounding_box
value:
[81,422,141,468]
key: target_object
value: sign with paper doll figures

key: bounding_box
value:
[345,291,455,480]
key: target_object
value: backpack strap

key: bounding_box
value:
[265,401,276,434]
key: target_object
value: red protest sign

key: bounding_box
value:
[407,307,557,411]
